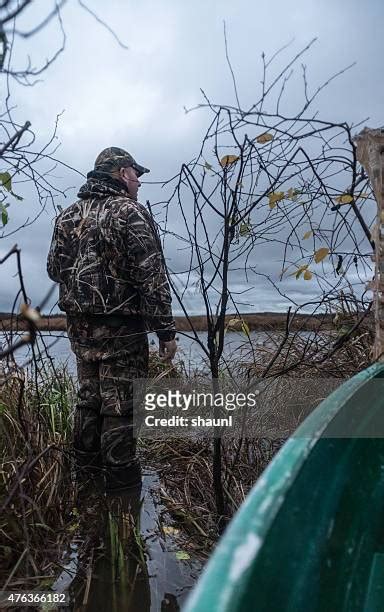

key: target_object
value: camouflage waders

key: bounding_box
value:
[67,314,149,491]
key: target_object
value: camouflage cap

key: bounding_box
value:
[94,147,150,177]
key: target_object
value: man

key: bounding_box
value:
[47,147,177,492]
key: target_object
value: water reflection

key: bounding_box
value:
[80,481,151,611]
[58,470,201,611]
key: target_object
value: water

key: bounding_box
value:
[1,329,273,375]
[52,470,203,611]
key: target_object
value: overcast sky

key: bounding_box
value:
[0,0,383,316]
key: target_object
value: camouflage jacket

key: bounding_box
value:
[47,172,176,341]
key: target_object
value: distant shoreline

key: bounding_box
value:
[0,311,361,333]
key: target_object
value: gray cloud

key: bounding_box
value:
[0,0,381,315]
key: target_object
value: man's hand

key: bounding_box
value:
[159,339,177,361]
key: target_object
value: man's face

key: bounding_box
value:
[119,165,141,200]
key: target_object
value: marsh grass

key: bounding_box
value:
[0,365,77,591]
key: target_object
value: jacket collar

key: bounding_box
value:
[77,170,131,200]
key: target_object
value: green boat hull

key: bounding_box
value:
[184,364,384,612]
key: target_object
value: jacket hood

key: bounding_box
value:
[77,170,130,200]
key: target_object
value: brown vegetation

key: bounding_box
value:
[0,310,365,333]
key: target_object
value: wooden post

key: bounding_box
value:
[354,127,384,361]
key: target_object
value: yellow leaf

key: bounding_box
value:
[256,132,273,144]
[334,194,353,204]
[268,192,284,209]
[0,172,12,192]
[226,318,243,331]
[303,269,313,280]
[241,320,250,336]
[239,222,251,236]
[314,247,329,263]
[287,187,300,201]
[302,230,313,240]
[20,303,40,322]
[175,551,190,560]
[290,264,308,279]
[220,154,239,167]
[163,526,180,536]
